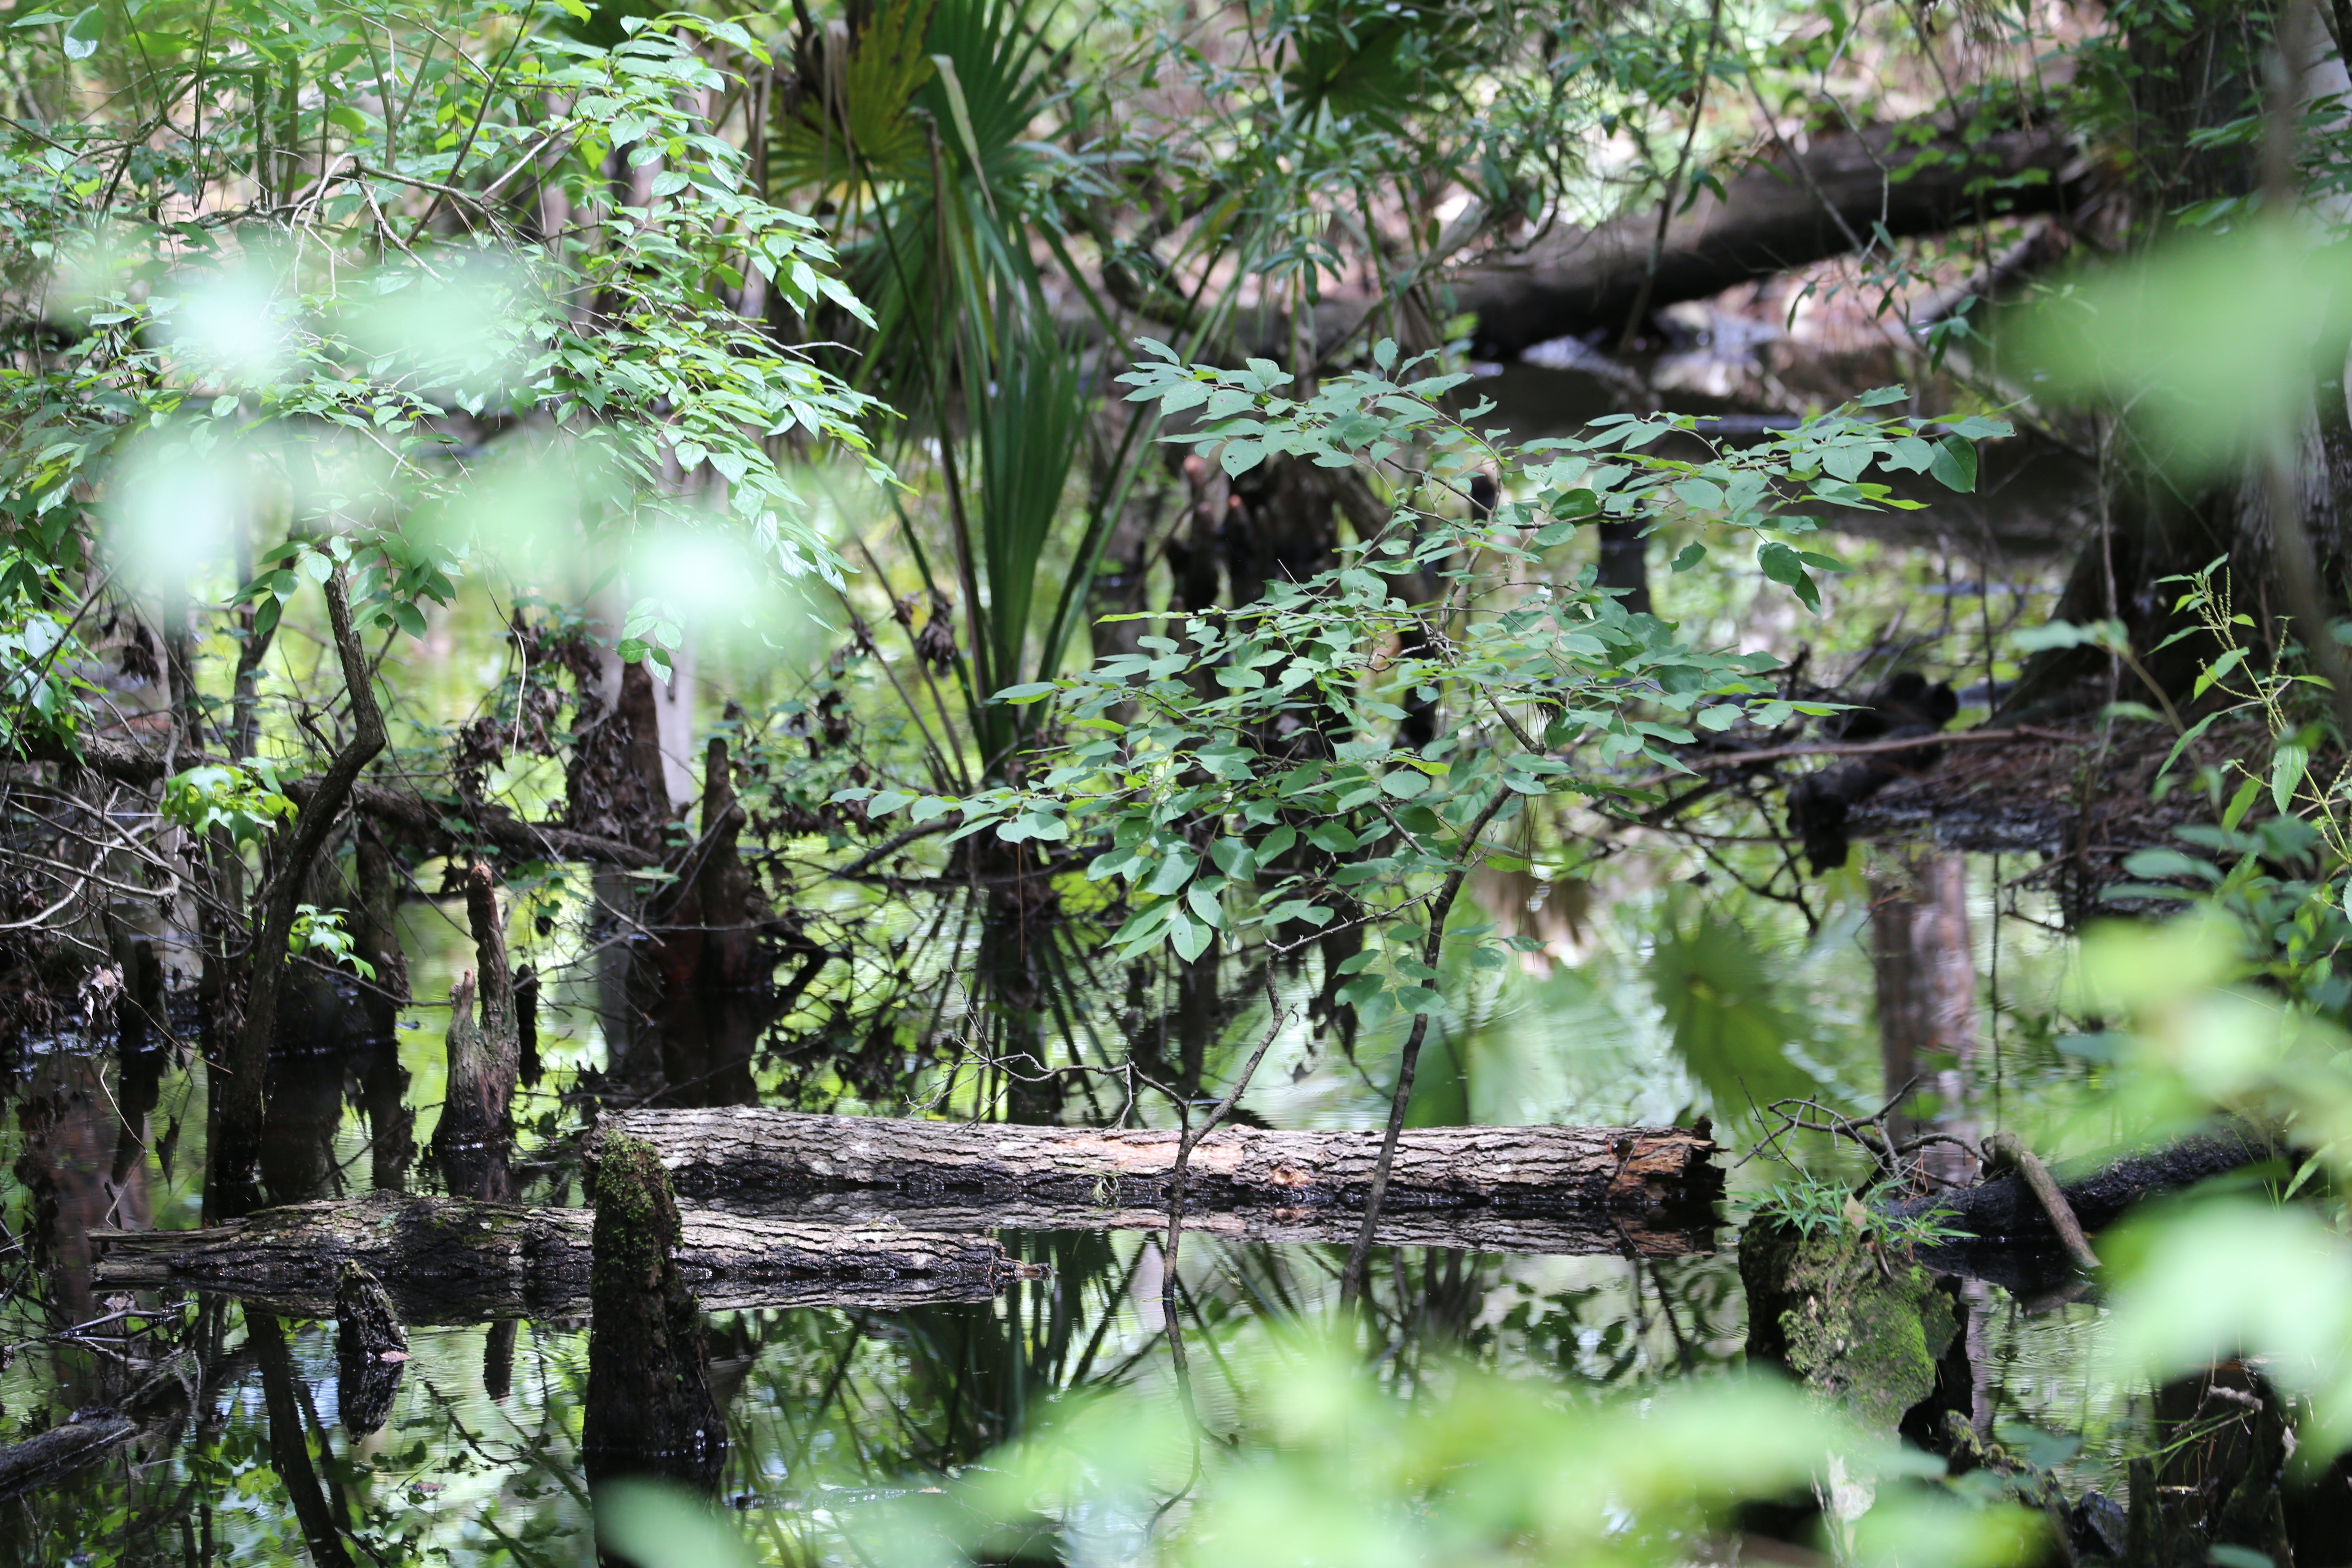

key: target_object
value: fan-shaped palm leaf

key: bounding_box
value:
[768,0,939,195]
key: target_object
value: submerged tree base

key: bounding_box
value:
[1740,1216,1959,1434]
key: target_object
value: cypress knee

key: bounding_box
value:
[433,864,519,1200]
[584,1134,724,1492]
[334,1260,409,1436]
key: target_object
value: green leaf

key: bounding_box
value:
[2194,646,2248,700]
[1143,850,1197,897]
[993,682,1058,705]
[2222,773,2263,831]
[1756,541,1820,612]
[61,7,98,58]
[1927,434,1978,492]
[2272,741,2310,814]
[1307,822,1359,853]
[1169,908,1213,962]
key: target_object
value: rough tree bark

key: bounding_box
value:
[350,818,410,1036]
[93,1194,1029,1319]
[432,863,520,1201]
[593,1109,1722,1218]
[0,1410,137,1503]
[568,656,672,852]
[647,734,763,995]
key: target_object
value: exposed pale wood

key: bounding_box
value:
[596,1109,1722,1219]
[91,1194,1032,1320]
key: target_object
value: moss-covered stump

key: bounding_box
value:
[1739,1215,1958,1433]
[584,1134,725,1493]
[334,1260,409,1437]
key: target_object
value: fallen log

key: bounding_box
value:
[0,1408,137,1502]
[1884,1126,2273,1247]
[1445,115,2091,359]
[91,1194,1034,1320]
[595,1110,1722,1220]
[751,1191,1717,1257]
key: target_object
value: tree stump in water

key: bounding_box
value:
[1739,1216,1959,1434]
[585,1134,725,1492]
[334,1260,409,1436]
[433,864,519,1201]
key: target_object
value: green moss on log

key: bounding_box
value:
[592,1134,680,1292]
[1739,1216,1957,1433]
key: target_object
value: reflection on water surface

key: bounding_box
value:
[0,863,2187,1567]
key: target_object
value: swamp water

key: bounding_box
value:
[0,871,2252,1566]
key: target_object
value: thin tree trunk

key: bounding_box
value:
[1872,850,1979,1184]
[210,566,386,1221]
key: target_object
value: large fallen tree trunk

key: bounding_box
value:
[1445,116,2091,359]
[595,1110,1722,1220]
[92,1194,1033,1320]
[759,1190,1715,1257]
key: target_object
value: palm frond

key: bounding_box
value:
[767,0,938,196]
[973,321,1082,721]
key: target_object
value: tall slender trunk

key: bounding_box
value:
[1872,851,1980,1184]
[209,567,386,1220]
